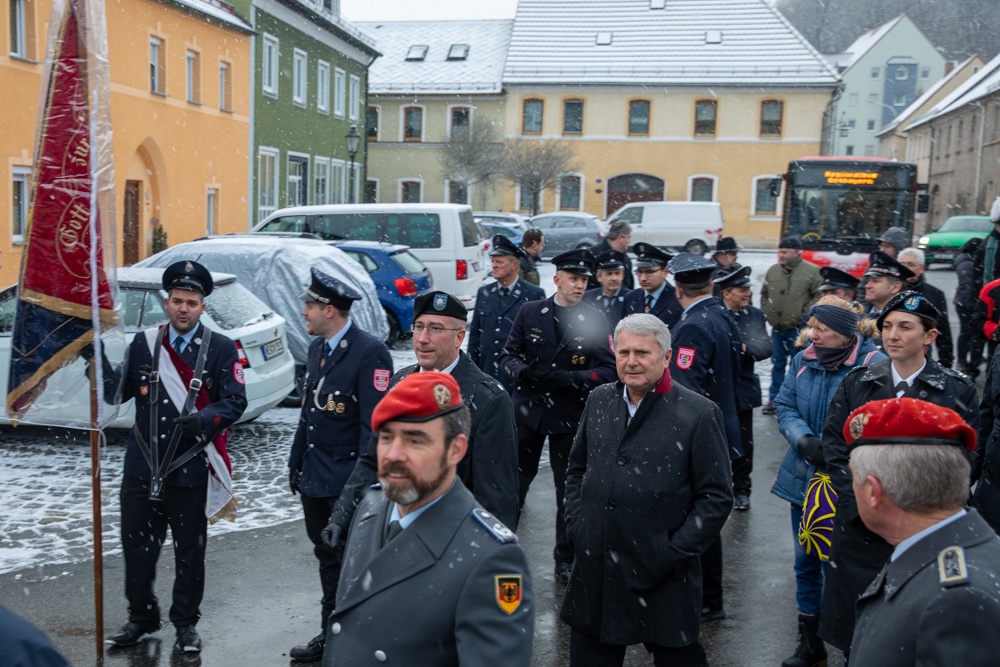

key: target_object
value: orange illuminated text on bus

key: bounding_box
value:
[824,171,878,186]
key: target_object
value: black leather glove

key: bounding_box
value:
[797,435,825,467]
[549,370,575,389]
[173,413,203,438]
[321,521,346,552]
[289,468,301,496]
[520,360,543,381]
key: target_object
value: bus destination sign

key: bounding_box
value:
[824,170,879,186]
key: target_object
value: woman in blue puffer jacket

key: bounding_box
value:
[770,295,883,667]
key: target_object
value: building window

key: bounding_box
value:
[331,160,346,203]
[868,93,879,106]
[10,0,34,59]
[870,67,880,79]
[12,167,30,244]
[447,44,469,61]
[186,50,200,103]
[401,180,422,203]
[518,186,539,212]
[366,106,379,141]
[219,61,232,111]
[760,100,783,136]
[893,93,906,106]
[364,180,378,203]
[451,107,471,140]
[563,100,583,134]
[293,49,307,106]
[206,188,218,235]
[695,100,717,136]
[257,148,278,221]
[314,158,330,205]
[559,175,581,210]
[523,99,543,134]
[403,106,423,142]
[895,66,908,80]
[921,67,930,79]
[349,74,360,121]
[753,177,777,215]
[867,119,875,131]
[405,45,428,61]
[845,145,854,156]
[150,36,165,94]
[334,68,345,117]
[317,60,330,113]
[690,177,715,202]
[448,181,467,204]
[262,34,278,97]
[287,155,309,206]
[629,100,650,135]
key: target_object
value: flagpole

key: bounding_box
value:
[89,357,105,662]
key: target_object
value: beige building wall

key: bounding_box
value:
[365,95,506,211]
[499,86,833,245]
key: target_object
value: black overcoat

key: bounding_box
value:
[468,278,545,391]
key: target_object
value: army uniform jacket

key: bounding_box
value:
[820,357,979,650]
[725,304,771,411]
[851,510,1000,667]
[468,278,545,391]
[623,284,683,329]
[122,323,247,486]
[670,297,744,459]
[325,480,534,666]
[499,296,617,434]
[288,324,392,498]
[582,286,630,331]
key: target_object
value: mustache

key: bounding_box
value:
[379,462,412,478]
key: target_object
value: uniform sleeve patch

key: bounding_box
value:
[496,575,523,614]
[373,369,391,392]
[233,363,246,385]
[676,347,696,370]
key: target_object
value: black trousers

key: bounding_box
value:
[120,475,207,628]
[300,494,342,632]
[957,307,986,372]
[569,629,708,667]
[731,409,754,495]
[517,426,575,564]
[700,535,724,611]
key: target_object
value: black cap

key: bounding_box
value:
[551,249,595,276]
[876,290,941,330]
[489,234,525,259]
[300,267,362,310]
[865,250,915,282]
[715,265,752,290]
[595,250,627,271]
[163,260,213,296]
[779,236,803,250]
[820,266,861,292]
[632,242,672,269]
[714,237,743,253]
[669,252,716,285]
[414,290,468,321]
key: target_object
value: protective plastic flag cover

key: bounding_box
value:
[5,0,125,428]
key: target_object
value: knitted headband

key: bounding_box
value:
[810,304,858,338]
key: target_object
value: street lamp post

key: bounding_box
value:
[345,124,361,204]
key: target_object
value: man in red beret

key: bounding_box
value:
[322,372,534,666]
[846,398,1000,667]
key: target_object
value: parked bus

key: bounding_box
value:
[775,157,919,276]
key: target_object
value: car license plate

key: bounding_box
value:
[262,338,284,360]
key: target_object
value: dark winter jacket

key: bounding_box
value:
[725,304,770,411]
[955,249,977,314]
[819,357,979,651]
[561,380,733,646]
[974,351,1000,532]
[771,336,884,506]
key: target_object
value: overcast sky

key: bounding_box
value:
[341,0,519,22]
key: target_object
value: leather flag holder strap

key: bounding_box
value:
[132,326,213,501]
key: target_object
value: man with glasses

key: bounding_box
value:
[326,290,519,558]
[624,242,682,329]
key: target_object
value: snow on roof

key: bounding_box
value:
[164,0,252,33]
[906,52,1000,130]
[356,20,513,95]
[502,0,839,87]
[879,55,982,137]
[832,15,904,72]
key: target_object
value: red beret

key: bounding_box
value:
[844,398,976,454]
[371,372,463,432]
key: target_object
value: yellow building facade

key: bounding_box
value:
[1,0,251,286]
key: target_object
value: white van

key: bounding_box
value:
[253,203,486,308]
[607,202,724,254]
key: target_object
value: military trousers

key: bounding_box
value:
[300,494,342,632]
[517,426,575,564]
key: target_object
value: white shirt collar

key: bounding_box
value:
[891,509,966,561]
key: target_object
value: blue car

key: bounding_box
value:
[480,221,526,246]
[333,241,433,347]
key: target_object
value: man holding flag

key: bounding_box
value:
[106,260,247,653]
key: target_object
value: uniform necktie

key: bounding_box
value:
[644,294,653,313]
[499,286,510,299]
[174,336,184,354]
[894,381,909,396]
[385,520,403,544]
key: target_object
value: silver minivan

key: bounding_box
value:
[252,203,486,308]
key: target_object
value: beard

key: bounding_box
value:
[378,452,451,508]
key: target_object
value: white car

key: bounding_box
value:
[0,268,296,428]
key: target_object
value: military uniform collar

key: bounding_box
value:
[859,358,947,391]
[326,318,353,354]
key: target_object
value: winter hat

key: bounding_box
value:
[877,227,909,254]
[808,304,858,338]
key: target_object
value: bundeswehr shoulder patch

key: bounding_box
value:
[938,545,969,588]
[472,508,517,543]
[496,575,523,614]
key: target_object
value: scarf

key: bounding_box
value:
[813,338,857,371]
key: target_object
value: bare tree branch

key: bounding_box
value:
[500,139,578,216]
[439,122,504,210]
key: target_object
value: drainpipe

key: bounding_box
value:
[822,84,844,156]
[974,101,987,213]
[361,51,378,202]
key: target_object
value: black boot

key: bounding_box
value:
[781,614,827,667]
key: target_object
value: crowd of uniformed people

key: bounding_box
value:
[16,216,1000,667]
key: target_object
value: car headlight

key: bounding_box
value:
[918,236,930,246]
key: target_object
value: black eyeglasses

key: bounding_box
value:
[411,323,464,335]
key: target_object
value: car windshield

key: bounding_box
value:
[391,250,427,274]
[938,217,991,233]
[204,281,274,329]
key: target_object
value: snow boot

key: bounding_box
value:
[781,613,827,667]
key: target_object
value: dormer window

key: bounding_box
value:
[447,44,469,61]
[405,45,428,61]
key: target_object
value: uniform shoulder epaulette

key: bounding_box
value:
[479,375,506,396]
[938,545,969,588]
[471,508,518,544]
[942,366,972,382]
